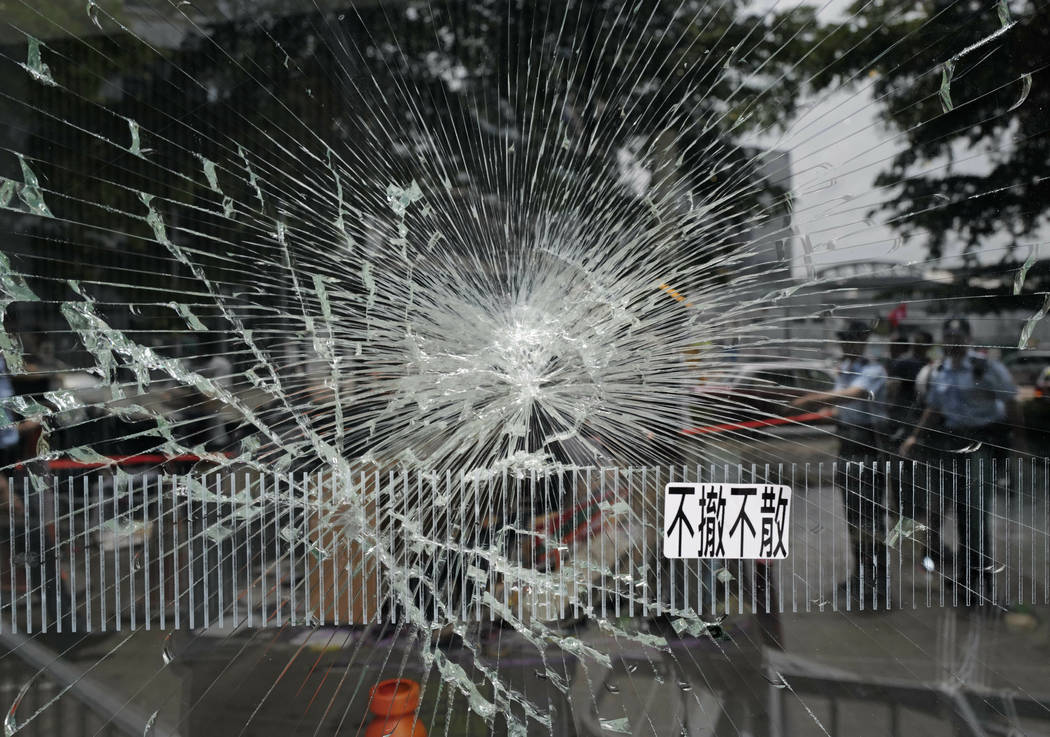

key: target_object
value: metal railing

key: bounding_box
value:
[0,459,1047,630]
[768,649,1050,737]
[0,632,179,736]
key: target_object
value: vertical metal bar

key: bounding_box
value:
[640,466,647,618]
[527,468,535,623]
[909,461,915,609]
[880,460,886,609]
[542,469,552,623]
[557,469,565,622]
[586,466,594,618]
[214,475,224,629]
[847,461,854,611]
[978,456,985,606]
[771,462,779,614]
[189,479,198,630]
[889,460,896,609]
[231,473,238,629]
[614,467,622,618]
[339,472,349,623]
[501,467,509,618]
[938,459,945,609]
[22,477,31,632]
[723,464,730,615]
[794,463,800,614]
[427,468,435,624]
[953,458,959,608]
[114,474,122,631]
[361,468,369,621]
[1018,457,1024,605]
[709,463,716,616]
[829,462,837,612]
[986,458,993,607]
[809,462,816,614]
[173,481,181,631]
[925,459,931,609]
[855,462,862,611]
[267,472,276,625]
[303,471,309,625]
[40,477,50,633]
[6,470,14,632]
[738,463,745,616]
[287,476,296,625]
[896,460,903,610]
[97,478,105,632]
[692,464,701,613]
[1031,458,1036,604]
[373,467,380,624]
[84,476,91,633]
[456,470,464,623]
[274,473,282,625]
[246,474,254,629]
[145,477,154,630]
[475,474,483,622]
[685,463,693,616]
[602,467,609,620]
[654,465,662,616]
[514,469,522,623]
[354,469,364,623]
[130,479,137,632]
[346,470,353,625]
[965,458,971,607]
[21,477,30,632]
[313,472,321,626]
[667,465,675,615]
[68,477,76,633]
[348,470,356,625]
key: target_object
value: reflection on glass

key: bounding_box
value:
[1,0,1049,735]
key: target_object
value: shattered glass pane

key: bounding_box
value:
[0,0,1049,735]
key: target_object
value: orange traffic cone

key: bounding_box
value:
[366,679,426,737]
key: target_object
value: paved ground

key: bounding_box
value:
[6,477,1050,737]
[32,598,1050,737]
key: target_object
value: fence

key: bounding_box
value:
[0,631,178,736]
[0,459,1047,631]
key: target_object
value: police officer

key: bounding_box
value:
[900,317,1024,603]
[793,319,888,605]
[883,330,933,522]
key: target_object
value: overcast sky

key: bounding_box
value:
[741,0,935,280]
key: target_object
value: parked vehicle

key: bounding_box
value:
[1002,350,1050,387]
[691,361,837,430]
[690,360,839,469]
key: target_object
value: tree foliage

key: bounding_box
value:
[813,0,1050,263]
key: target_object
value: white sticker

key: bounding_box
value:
[663,483,791,559]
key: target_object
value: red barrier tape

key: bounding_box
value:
[39,453,225,470]
[681,409,833,436]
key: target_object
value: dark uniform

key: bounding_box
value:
[832,323,888,602]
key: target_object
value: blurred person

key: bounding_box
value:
[793,319,888,606]
[0,355,21,477]
[900,317,1024,603]
[0,352,78,630]
[882,332,923,444]
[886,330,932,430]
[883,330,932,520]
[912,331,935,400]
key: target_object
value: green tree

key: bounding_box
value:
[812,0,1050,263]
